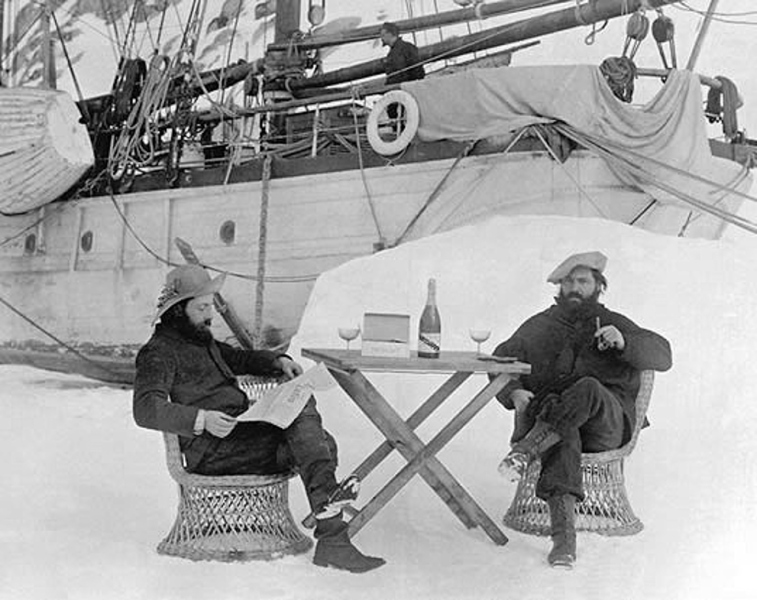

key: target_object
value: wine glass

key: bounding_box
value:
[338,326,361,350]
[469,328,491,355]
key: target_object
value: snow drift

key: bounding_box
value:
[3,214,757,600]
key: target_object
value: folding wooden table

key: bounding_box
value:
[301,348,531,546]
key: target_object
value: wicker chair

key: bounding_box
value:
[503,370,655,537]
[157,376,313,562]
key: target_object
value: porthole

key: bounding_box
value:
[80,230,93,253]
[219,220,236,245]
[24,234,36,254]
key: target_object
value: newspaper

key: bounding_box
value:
[236,363,336,429]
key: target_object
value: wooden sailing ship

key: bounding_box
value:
[0,0,754,383]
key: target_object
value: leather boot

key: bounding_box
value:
[498,419,561,481]
[547,494,576,569]
[313,516,386,573]
[510,408,533,445]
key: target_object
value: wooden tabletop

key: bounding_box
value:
[301,348,531,375]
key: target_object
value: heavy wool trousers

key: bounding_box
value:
[191,397,339,513]
[533,377,625,501]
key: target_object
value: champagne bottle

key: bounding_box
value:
[418,278,441,359]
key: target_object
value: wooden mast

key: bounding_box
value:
[40,0,56,89]
[274,0,302,44]
[0,0,4,84]
[686,0,719,71]
[290,0,683,92]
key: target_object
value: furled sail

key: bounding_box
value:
[0,88,93,214]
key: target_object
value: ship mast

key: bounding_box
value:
[274,0,302,44]
[40,0,56,89]
[686,0,718,70]
[0,0,4,84]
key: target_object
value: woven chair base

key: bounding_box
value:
[503,456,643,537]
[157,477,313,562]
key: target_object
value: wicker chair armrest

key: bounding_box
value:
[162,431,294,486]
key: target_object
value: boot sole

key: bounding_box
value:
[313,556,387,574]
[548,555,575,570]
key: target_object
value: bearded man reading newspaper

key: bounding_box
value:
[132,265,385,573]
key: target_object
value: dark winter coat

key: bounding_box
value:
[132,324,283,470]
[493,301,672,443]
[385,38,425,85]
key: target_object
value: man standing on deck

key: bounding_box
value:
[491,251,672,569]
[380,22,425,86]
[132,264,385,573]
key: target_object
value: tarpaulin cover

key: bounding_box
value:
[402,66,744,211]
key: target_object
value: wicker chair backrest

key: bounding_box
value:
[623,370,655,455]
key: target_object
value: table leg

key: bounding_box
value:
[350,371,471,479]
[331,369,478,529]
[348,373,511,545]
[331,369,510,543]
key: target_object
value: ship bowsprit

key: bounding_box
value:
[0,88,94,214]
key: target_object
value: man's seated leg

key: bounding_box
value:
[281,396,385,573]
[498,393,561,481]
[536,430,582,569]
[191,422,283,476]
[535,378,624,569]
[498,417,561,481]
[544,377,625,451]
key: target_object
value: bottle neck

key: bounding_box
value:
[426,279,437,306]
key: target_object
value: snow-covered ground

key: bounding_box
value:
[3,214,757,600]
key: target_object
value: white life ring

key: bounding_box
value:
[366,90,420,156]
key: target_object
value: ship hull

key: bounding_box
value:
[0,146,749,382]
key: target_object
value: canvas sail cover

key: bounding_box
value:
[0,88,94,214]
[402,66,749,212]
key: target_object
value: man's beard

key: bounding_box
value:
[166,312,215,345]
[555,290,601,319]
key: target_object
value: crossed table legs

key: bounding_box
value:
[327,367,512,546]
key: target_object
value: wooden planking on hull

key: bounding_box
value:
[0,88,94,214]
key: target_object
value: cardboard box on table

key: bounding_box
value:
[361,313,411,358]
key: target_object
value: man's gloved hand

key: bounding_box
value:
[275,356,304,380]
[204,410,238,438]
[595,325,625,351]
[510,389,534,413]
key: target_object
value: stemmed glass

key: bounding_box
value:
[338,326,361,350]
[469,328,491,355]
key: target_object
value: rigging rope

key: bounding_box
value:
[529,126,609,218]
[554,123,757,235]
[0,293,127,380]
[108,53,172,178]
[394,140,477,246]
[107,193,319,283]
[350,90,386,248]
[219,0,244,107]
[50,10,87,112]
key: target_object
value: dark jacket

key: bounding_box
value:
[132,324,282,470]
[493,302,672,441]
[385,38,425,85]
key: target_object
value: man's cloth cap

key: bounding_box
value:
[381,22,400,36]
[154,264,226,323]
[547,251,607,283]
